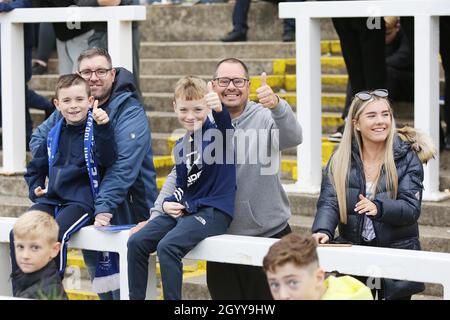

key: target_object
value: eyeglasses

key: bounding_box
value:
[355,89,389,101]
[79,68,112,79]
[214,77,249,88]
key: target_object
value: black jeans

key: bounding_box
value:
[127,207,232,300]
[206,224,292,300]
[332,17,386,115]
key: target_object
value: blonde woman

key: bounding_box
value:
[312,89,435,300]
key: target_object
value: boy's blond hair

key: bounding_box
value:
[263,233,319,274]
[174,76,207,101]
[13,211,59,245]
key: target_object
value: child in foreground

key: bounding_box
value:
[12,211,67,300]
[263,233,373,300]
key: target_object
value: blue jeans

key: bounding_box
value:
[127,207,231,300]
[82,250,121,300]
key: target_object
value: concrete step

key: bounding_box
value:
[138,39,342,60]
[140,3,338,42]
[0,160,175,199]
[30,73,350,95]
[45,56,346,76]
[275,57,346,75]
[152,132,177,155]
[140,41,297,59]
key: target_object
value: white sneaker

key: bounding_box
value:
[328,131,343,142]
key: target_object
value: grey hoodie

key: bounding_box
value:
[151,99,303,237]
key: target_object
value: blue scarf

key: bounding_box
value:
[47,112,120,294]
[47,111,100,210]
[84,113,120,294]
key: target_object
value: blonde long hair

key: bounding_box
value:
[329,96,398,224]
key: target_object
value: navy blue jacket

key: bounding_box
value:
[165,108,236,218]
[25,120,116,215]
[30,68,157,225]
[312,136,423,249]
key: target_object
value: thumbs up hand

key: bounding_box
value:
[205,81,222,112]
[256,72,279,109]
[92,99,110,125]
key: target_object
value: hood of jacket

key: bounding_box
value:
[397,126,436,163]
[106,67,140,105]
[321,275,373,300]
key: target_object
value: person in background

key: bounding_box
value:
[221,0,301,42]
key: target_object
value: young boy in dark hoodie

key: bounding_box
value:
[12,210,67,300]
[127,76,236,300]
[9,74,117,284]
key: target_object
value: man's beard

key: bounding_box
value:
[94,91,109,104]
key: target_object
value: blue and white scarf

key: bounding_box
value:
[47,112,120,294]
[47,111,100,194]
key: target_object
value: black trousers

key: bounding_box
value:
[342,66,414,119]
[206,224,291,300]
[332,17,386,114]
[232,0,298,35]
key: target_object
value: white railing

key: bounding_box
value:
[1,217,450,300]
[0,6,146,174]
[279,0,450,201]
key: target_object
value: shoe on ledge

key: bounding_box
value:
[32,62,48,75]
[328,124,345,142]
[221,30,247,42]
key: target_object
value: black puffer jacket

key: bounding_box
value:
[12,261,67,300]
[312,136,424,249]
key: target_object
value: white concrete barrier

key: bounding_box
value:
[2,217,450,299]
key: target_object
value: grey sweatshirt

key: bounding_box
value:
[151,99,303,237]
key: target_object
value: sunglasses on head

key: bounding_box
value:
[355,89,389,101]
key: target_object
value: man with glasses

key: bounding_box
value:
[29,47,157,300]
[131,58,303,299]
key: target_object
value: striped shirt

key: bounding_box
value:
[362,182,376,242]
